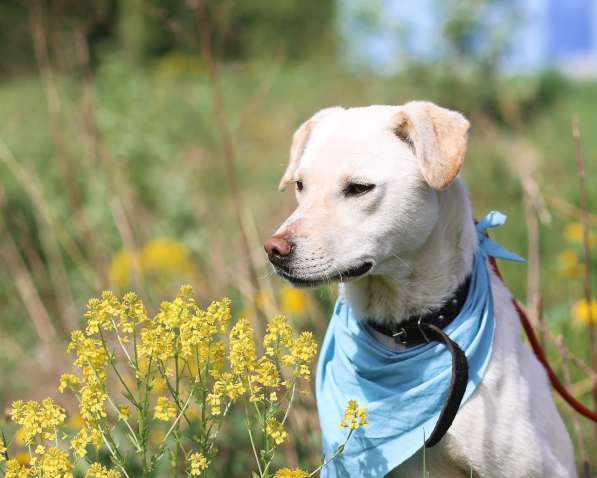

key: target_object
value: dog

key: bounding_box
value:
[264,102,577,477]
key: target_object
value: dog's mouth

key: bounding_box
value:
[276,261,373,288]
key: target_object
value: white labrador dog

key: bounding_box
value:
[264,102,577,477]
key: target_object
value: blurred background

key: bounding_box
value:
[0,0,596,475]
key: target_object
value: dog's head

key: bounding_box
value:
[265,102,470,288]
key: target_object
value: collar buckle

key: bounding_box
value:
[392,328,408,345]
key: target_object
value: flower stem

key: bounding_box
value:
[309,430,354,477]
[244,402,264,477]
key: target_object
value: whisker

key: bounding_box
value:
[390,253,412,272]
[260,267,276,280]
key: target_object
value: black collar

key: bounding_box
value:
[365,275,472,448]
[366,274,472,346]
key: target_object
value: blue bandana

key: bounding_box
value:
[315,211,524,477]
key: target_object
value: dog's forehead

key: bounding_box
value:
[298,105,411,178]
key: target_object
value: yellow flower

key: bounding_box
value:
[207,372,246,415]
[140,238,194,280]
[109,239,195,290]
[205,297,232,335]
[564,223,584,243]
[206,389,223,416]
[79,384,108,423]
[188,452,209,476]
[281,287,310,315]
[10,398,66,445]
[5,287,326,478]
[340,400,368,430]
[155,284,194,329]
[265,417,288,445]
[207,341,226,379]
[67,331,109,384]
[86,463,121,478]
[70,427,102,459]
[118,291,147,333]
[151,376,167,394]
[59,374,80,393]
[118,405,130,420]
[229,318,257,374]
[252,357,281,389]
[290,332,317,363]
[84,291,120,335]
[14,429,27,446]
[14,453,30,465]
[36,447,73,478]
[263,315,293,357]
[564,222,597,247]
[573,299,597,325]
[557,249,583,279]
[154,396,177,421]
[178,295,231,364]
[5,458,30,478]
[139,324,175,361]
[283,331,318,380]
[274,468,310,478]
[221,373,246,400]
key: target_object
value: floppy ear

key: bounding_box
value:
[392,101,470,190]
[278,107,344,191]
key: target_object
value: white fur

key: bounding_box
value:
[269,103,577,477]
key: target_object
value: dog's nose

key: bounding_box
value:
[264,235,293,261]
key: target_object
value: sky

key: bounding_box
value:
[337,0,597,76]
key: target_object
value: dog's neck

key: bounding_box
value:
[341,179,478,324]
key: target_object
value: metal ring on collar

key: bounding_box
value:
[417,316,431,343]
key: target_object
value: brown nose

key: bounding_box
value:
[264,235,293,259]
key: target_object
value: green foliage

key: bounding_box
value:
[0,0,336,75]
[401,64,569,124]
[196,0,337,59]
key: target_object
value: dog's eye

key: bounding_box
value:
[296,180,304,192]
[344,183,375,197]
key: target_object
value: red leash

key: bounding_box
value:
[489,257,597,422]
[512,299,597,422]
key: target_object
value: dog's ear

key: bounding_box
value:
[393,101,470,190]
[278,107,344,191]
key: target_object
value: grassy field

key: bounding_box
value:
[0,51,596,475]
